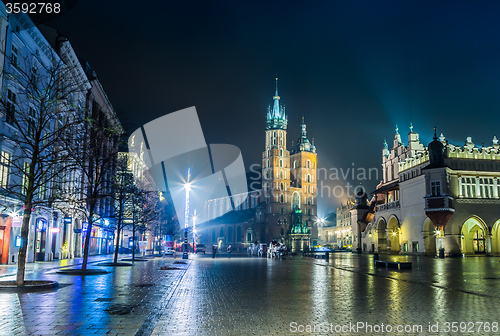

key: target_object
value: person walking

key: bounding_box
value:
[227,245,232,259]
[212,244,217,258]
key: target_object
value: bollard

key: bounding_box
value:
[373,253,379,262]
[325,251,329,261]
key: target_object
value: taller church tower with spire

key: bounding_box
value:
[262,79,318,251]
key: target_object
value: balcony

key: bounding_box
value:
[376,200,400,212]
[425,195,454,211]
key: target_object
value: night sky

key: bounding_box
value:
[48,1,500,215]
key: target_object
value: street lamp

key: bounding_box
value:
[183,169,191,259]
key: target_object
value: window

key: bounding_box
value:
[11,44,19,67]
[267,159,270,168]
[460,177,476,198]
[28,107,36,138]
[293,161,297,169]
[6,90,16,124]
[38,173,46,200]
[412,241,419,253]
[479,178,494,198]
[430,181,441,196]
[0,151,11,188]
[307,174,311,183]
[31,66,38,82]
[279,159,283,168]
[22,162,30,195]
[280,182,284,190]
[280,149,283,157]
[280,194,284,203]
[307,160,311,169]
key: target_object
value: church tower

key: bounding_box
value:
[262,78,291,241]
[289,117,318,251]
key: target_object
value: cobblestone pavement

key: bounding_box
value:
[2,253,500,335]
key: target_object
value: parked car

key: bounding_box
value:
[196,244,206,254]
[164,247,175,255]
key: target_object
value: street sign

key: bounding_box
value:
[63,217,72,224]
[73,228,82,233]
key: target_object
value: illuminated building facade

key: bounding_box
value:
[335,199,355,249]
[358,126,500,257]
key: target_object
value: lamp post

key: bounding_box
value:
[192,210,197,254]
[183,169,191,259]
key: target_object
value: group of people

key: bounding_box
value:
[212,244,232,259]
[247,240,288,259]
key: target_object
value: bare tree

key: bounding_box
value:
[63,73,123,272]
[0,52,88,285]
[109,152,135,264]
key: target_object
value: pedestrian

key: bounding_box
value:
[227,245,232,259]
[212,244,217,258]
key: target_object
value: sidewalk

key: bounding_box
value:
[0,253,126,279]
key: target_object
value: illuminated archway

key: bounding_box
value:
[460,216,488,255]
[376,218,387,252]
[387,215,400,253]
[423,218,436,256]
[491,219,500,256]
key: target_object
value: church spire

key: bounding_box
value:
[301,116,307,138]
[266,77,287,130]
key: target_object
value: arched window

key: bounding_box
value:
[307,160,311,168]
[280,171,283,179]
[280,194,284,203]
[280,182,284,190]
[280,149,283,156]
[307,186,310,193]
[307,174,311,183]
[293,161,297,169]
[267,150,270,157]
[267,159,270,168]
[308,197,311,205]
[292,192,300,210]
[279,159,283,167]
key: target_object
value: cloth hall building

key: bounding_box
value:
[352,126,500,257]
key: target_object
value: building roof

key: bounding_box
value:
[198,208,258,228]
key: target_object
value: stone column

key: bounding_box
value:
[486,234,492,256]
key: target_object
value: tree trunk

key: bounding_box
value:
[81,203,95,271]
[132,222,136,261]
[113,225,121,264]
[16,203,33,286]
